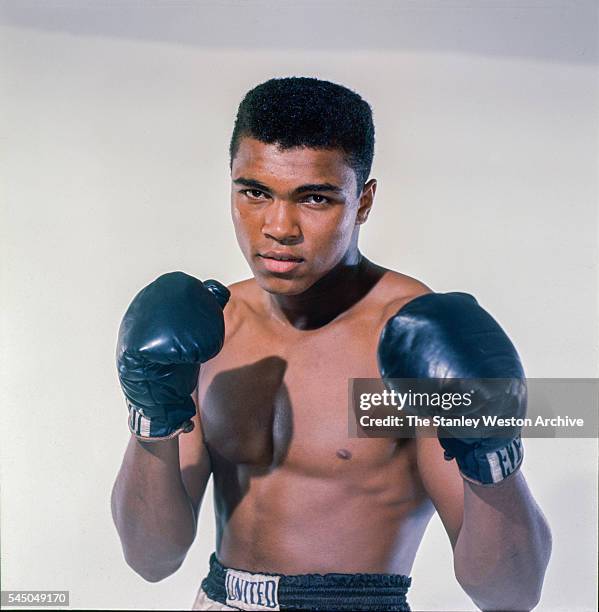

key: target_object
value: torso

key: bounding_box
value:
[197,268,435,575]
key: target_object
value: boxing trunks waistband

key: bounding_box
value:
[200,552,412,611]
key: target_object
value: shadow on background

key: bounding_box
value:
[1,0,597,64]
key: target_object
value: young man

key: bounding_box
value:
[112,77,551,611]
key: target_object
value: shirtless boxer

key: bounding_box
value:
[111,77,551,611]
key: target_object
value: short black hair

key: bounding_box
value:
[229,77,375,196]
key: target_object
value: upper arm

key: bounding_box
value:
[382,275,463,544]
[178,388,212,520]
[415,430,465,548]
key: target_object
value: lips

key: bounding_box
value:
[258,251,304,274]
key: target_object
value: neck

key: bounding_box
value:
[266,250,383,330]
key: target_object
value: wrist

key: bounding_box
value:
[446,436,524,486]
[127,399,195,441]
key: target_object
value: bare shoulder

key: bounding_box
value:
[221,277,262,339]
[375,269,433,323]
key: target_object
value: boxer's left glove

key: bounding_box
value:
[116,271,229,441]
[378,292,526,486]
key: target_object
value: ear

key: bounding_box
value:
[356,178,377,225]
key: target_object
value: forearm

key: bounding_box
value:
[454,472,552,611]
[111,435,197,581]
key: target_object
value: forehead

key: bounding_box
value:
[232,137,355,190]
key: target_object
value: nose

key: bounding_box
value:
[262,199,302,245]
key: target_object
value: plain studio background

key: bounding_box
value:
[1,1,597,610]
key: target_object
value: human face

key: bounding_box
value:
[231,137,374,296]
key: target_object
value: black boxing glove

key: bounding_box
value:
[378,292,526,485]
[116,271,229,441]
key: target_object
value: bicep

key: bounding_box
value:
[179,390,212,519]
[415,431,464,548]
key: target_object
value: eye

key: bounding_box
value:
[241,189,268,200]
[303,194,330,206]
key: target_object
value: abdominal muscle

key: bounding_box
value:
[212,442,435,576]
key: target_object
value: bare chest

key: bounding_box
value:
[197,314,395,474]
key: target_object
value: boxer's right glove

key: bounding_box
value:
[116,271,229,441]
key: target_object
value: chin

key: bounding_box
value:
[254,272,313,296]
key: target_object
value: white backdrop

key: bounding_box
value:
[1,1,597,610]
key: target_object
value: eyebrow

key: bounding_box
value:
[233,177,343,195]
